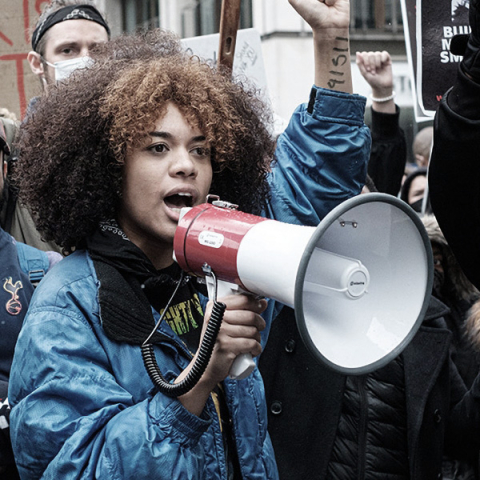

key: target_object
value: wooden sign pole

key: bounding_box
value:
[218,0,242,72]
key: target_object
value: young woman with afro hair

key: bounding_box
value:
[8,1,370,478]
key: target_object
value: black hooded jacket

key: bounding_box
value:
[429,67,480,292]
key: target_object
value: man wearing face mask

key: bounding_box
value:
[1,1,110,252]
[27,1,110,89]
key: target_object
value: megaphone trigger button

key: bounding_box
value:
[270,401,283,415]
[285,339,296,353]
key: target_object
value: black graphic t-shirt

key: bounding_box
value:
[145,263,205,354]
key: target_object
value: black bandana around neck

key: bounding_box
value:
[88,220,164,282]
[86,220,205,348]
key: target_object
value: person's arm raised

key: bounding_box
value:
[289,0,352,93]
[356,50,396,113]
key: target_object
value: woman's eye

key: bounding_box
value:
[149,144,167,153]
[192,147,210,157]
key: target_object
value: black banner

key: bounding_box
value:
[417,0,470,115]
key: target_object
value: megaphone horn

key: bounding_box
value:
[173,193,433,377]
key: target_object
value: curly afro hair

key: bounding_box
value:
[14,30,275,254]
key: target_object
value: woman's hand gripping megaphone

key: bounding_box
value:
[203,274,266,380]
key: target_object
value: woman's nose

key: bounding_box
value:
[170,150,197,177]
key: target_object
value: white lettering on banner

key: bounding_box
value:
[443,25,471,37]
[440,50,464,63]
[442,38,451,50]
[440,25,470,64]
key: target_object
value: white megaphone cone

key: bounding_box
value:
[173,193,433,379]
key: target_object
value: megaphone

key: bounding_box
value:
[173,192,433,378]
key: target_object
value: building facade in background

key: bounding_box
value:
[80,0,421,152]
[1,0,422,156]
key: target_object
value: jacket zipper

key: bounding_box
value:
[357,376,368,480]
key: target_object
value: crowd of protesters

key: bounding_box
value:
[2,0,480,479]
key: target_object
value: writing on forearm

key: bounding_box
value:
[328,37,349,89]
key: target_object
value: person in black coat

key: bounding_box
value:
[261,32,480,469]
[429,0,480,292]
[356,50,407,197]
[260,4,480,478]
[261,285,480,480]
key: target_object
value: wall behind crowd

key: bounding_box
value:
[0,0,121,120]
[0,0,45,119]
[0,0,429,164]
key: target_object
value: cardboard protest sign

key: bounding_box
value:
[181,28,269,97]
[181,29,288,134]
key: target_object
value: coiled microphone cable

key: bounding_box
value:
[141,267,226,397]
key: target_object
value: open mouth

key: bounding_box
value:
[164,193,194,210]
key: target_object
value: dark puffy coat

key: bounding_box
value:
[259,297,480,480]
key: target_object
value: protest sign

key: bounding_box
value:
[181,28,269,97]
[401,0,470,120]
[417,0,469,117]
[181,29,288,134]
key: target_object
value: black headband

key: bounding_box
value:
[32,4,110,52]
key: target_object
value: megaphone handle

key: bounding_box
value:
[205,277,256,380]
[229,353,256,380]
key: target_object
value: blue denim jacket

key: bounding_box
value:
[9,87,369,480]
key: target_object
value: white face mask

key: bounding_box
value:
[44,56,94,82]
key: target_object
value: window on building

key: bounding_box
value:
[351,0,403,33]
[123,0,159,32]
[181,0,252,38]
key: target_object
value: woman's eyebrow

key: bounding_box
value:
[149,131,171,139]
[149,132,207,143]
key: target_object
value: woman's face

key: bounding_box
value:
[118,102,213,268]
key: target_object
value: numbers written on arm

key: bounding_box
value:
[327,37,348,90]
